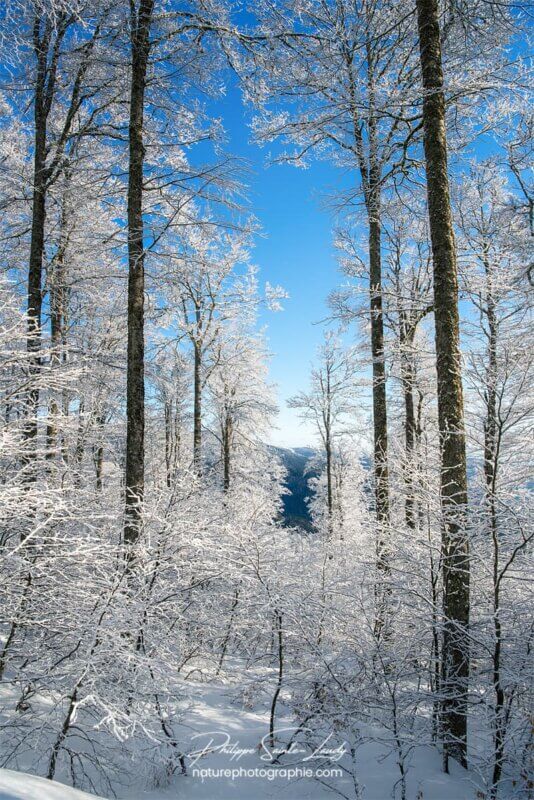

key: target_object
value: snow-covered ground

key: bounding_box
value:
[0,769,106,800]
[0,673,479,800]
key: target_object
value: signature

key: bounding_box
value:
[187,727,347,768]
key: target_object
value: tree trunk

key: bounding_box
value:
[268,610,284,750]
[93,413,105,491]
[0,570,33,681]
[369,207,390,535]
[415,0,470,769]
[46,273,61,463]
[222,412,232,493]
[164,398,173,488]
[25,9,98,472]
[46,181,69,464]
[483,252,498,500]
[25,50,48,467]
[216,587,239,675]
[193,341,202,476]
[74,400,86,485]
[47,684,79,779]
[490,492,505,797]
[346,38,391,635]
[367,36,391,632]
[368,194,391,639]
[325,433,333,523]
[173,402,181,475]
[481,255,505,796]
[123,0,154,551]
[400,326,417,529]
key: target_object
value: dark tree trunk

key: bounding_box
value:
[489,414,505,797]
[164,397,181,488]
[222,412,232,493]
[0,570,32,681]
[94,443,104,491]
[164,399,173,488]
[123,0,154,551]
[61,304,70,463]
[25,11,78,467]
[369,207,390,536]
[216,586,239,675]
[193,341,202,476]
[483,253,498,499]
[46,271,61,462]
[24,9,101,472]
[93,413,105,491]
[27,186,46,438]
[403,383,416,528]
[346,38,391,636]
[325,434,333,523]
[323,365,334,537]
[47,684,79,780]
[368,193,391,640]
[268,610,284,750]
[415,0,470,769]
[74,400,86,485]
[481,255,505,797]
[25,23,49,464]
[46,182,69,464]
[400,326,417,530]
[366,40,391,625]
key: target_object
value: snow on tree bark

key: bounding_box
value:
[415,0,470,769]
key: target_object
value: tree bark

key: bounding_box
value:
[325,434,333,523]
[483,252,498,500]
[193,341,202,476]
[415,0,470,769]
[93,413,105,491]
[369,207,390,536]
[481,254,505,796]
[164,398,173,488]
[123,0,154,551]
[268,610,284,750]
[400,325,417,530]
[368,193,391,640]
[222,411,232,493]
[216,587,239,675]
[24,14,51,466]
[323,362,334,538]
[346,38,391,629]
[46,176,69,464]
[25,9,90,468]
[47,684,79,780]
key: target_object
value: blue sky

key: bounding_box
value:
[216,80,350,447]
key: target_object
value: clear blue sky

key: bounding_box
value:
[215,73,512,448]
[216,79,351,447]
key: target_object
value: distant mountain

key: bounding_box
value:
[271,446,319,531]
[271,449,528,532]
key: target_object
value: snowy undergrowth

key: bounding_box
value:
[2,663,482,800]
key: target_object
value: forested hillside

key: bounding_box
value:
[275,446,317,529]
